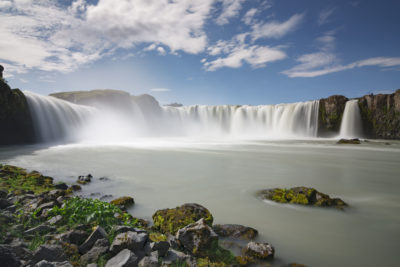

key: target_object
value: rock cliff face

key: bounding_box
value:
[0,79,35,145]
[317,95,348,137]
[358,90,400,139]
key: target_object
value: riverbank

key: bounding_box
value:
[0,164,305,267]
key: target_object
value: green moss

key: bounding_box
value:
[289,193,309,205]
[110,196,134,207]
[149,232,167,242]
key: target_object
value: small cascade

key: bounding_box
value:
[24,91,95,142]
[339,99,363,138]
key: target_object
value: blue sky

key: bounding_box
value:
[1,0,400,105]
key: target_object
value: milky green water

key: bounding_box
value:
[1,139,399,266]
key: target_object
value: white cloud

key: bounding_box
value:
[157,47,166,56]
[215,0,245,25]
[0,0,12,9]
[318,7,336,25]
[251,13,304,41]
[242,8,258,25]
[150,88,170,92]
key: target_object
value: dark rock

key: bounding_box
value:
[243,241,275,260]
[55,230,88,245]
[152,203,213,234]
[69,184,82,191]
[54,183,68,190]
[176,218,218,257]
[0,189,7,199]
[150,241,170,257]
[37,201,57,214]
[99,194,113,200]
[289,263,308,267]
[138,251,158,267]
[0,198,12,209]
[48,190,66,199]
[318,95,348,137]
[111,225,137,236]
[5,240,32,261]
[337,138,361,144]
[0,244,20,267]
[110,196,134,209]
[77,174,92,185]
[30,245,67,265]
[24,224,56,235]
[80,239,109,264]
[258,187,348,209]
[105,249,139,267]
[110,231,148,255]
[79,226,107,254]
[161,249,191,266]
[212,224,258,240]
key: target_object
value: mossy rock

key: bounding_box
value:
[337,138,361,144]
[110,196,135,208]
[152,203,214,234]
[258,187,348,210]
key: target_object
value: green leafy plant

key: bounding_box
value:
[48,197,139,232]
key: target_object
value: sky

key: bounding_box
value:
[1,0,400,105]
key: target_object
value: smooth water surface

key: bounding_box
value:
[1,139,399,266]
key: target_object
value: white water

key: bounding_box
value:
[24,91,321,142]
[339,100,363,139]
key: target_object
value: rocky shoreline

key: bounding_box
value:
[1,164,311,267]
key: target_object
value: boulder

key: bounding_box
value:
[110,196,135,209]
[30,245,67,265]
[0,198,11,209]
[138,251,159,267]
[150,241,170,257]
[0,244,20,267]
[77,174,92,185]
[212,224,258,240]
[79,226,107,254]
[35,260,74,267]
[54,183,68,190]
[152,203,213,234]
[161,249,192,266]
[258,187,348,209]
[111,225,137,236]
[337,138,361,144]
[110,231,148,255]
[105,249,139,267]
[55,230,89,246]
[176,218,218,256]
[318,95,348,137]
[80,238,109,263]
[24,224,56,235]
[243,241,275,260]
[0,189,8,199]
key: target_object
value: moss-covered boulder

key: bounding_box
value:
[258,187,348,210]
[110,196,135,209]
[152,203,213,234]
[337,138,361,144]
[212,224,258,240]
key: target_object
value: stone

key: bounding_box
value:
[110,231,148,255]
[111,225,137,236]
[150,241,170,257]
[30,245,67,265]
[161,249,191,266]
[55,230,88,246]
[48,190,66,199]
[77,174,92,185]
[69,184,82,191]
[47,215,63,225]
[110,196,135,209]
[0,198,11,209]
[5,240,32,261]
[37,201,57,214]
[80,238,109,264]
[337,138,361,144]
[105,249,139,267]
[0,189,8,199]
[87,264,98,267]
[152,203,213,234]
[257,187,348,209]
[24,224,56,235]
[176,218,218,256]
[212,224,258,240]
[0,244,20,267]
[35,260,74,267]
[243,242,275,260]
[79,226,108,254]
[54,183,68,190]
[138,251,159,267]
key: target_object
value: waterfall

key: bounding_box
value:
[339,99,363,138]
[162,100,320,138]
[24,91,96,142]
[24,91,321,142]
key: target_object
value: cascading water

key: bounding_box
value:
[339,99,363,138]
[24,91,321,142]
[24,91,96,142]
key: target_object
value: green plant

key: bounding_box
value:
[48,197,139,232]
[28,233,46,250]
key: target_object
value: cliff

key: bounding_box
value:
[317,95,348,137]
[0,78,35,145]
[358,90,400,139]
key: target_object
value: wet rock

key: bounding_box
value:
[176,218,218,257]
[80,238,109,264]
[105,249,139,267]
[289,263,308,267]
[37,201,57,214]
[212,224,258,240]
[24,224,56,235]
[150,241,170,257]
[258,187,348,209]
[337,138,361,144]
[54,183,68,190]
[138,251,159,267]
[0,198,11,209]
[79,226,107,254]
[243,242,274,260]
[110,231,148,254]
[100,194,113,200]
[30,245,67,265]
[48,190,66,199]
[55,230,88,246]
[77,174,92,185]
[161,249,192,266]
[112,225,137,235]
[0,244,20,267]
[69,184,82,191]
[47,215,63,225]
[110,196,134,209]
[99,177,109,181]
[152,203,213,234]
